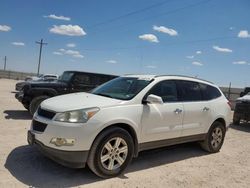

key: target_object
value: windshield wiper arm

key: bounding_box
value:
[95,93,113,98]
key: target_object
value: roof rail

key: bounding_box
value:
[154,75,214,84]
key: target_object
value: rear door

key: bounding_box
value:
[177,80,211,136]
[141,80,184,142]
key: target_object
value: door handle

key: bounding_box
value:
[174,108,182,114]
[203,107,210,112]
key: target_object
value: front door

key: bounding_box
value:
[141,80,183,143]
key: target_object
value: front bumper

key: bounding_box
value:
[28,131,88,168]
[15,92,24,102]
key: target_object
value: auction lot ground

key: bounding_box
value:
[0,79,250,188]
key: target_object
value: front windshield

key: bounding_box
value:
[59,72,74,82]
[92,77,152,100]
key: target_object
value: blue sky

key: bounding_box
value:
[0,0,250,87]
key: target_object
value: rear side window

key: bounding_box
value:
[178,81,202,101]
[200,83,221,100]
[147,80,178,102]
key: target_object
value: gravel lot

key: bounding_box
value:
[0,78,250,188]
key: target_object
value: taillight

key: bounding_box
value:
[227,100,232,109]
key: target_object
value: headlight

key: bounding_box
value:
[54,107,100,123]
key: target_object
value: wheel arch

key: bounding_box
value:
[213,117,226,129]
[91,123,139,158]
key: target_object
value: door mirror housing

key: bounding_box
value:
[145,94,164,104]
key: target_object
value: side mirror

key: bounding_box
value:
[145,94,164,104]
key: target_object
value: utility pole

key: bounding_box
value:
[35,39,47,76]
[228,82,231,99]
[4,56,7,70]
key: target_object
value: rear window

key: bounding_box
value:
[200,83,221,100]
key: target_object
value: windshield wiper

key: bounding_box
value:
[95,93,114,98]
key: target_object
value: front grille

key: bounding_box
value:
[32,120,47,132]
[37,107,56,119]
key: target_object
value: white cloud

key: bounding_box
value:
[53,51,63,55]
[196,51,202,54]
[146,65,157,69]
[54,48,84,58]
[229,27,234,30]
[106,60,117,64]
[213,45,232,53]
[64,49,80,55]
[192,61,203,66]
[66,43,76,48]
[238,30,250,38]
[186,55,194,59]
[0,25,11,32]
[49,25,86,36]
[232,61,247,65]
[44,14,71,21]
[72,54,84,58]
[12,42,25,46]
[59,48,66,52]
[153,25,178,36]
[139,34,159,43]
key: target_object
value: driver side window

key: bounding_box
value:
[147,80,178,102]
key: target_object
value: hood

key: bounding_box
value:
[41,92,124,112]
[237,94,250,102]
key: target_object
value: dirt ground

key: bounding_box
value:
[0,78,250,188]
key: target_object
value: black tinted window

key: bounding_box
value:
[178,81,202,101]
[200,83,221,100]
[73,74,90,85]
[148,80,178,102]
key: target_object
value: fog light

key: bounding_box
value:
[50,138,75,147]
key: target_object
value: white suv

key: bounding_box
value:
[28,75,231,178]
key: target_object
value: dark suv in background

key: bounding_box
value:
[15,71,117,115]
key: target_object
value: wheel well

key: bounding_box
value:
[214,118,226,128]
[95,123,139,157]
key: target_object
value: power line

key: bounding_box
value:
[80,36,237,51]
[87,0,173,29]
[36,39,47,76]
[89,0,213,35]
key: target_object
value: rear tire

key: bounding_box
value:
[87,127,134,178]
[29,96,49,115]
[200,121,226,153]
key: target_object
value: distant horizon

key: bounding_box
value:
[0,68,246,89]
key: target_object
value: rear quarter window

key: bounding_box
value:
[199,83,221,100]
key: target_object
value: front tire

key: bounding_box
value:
[200,121,226,153]
[233,114,240,125]
[29,96,49,115]
[87,127,134,178]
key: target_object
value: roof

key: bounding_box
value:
[123,74,214,85]
[64,70,118,77]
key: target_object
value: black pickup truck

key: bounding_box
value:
[15,71,117,115]
[233,88,250,125]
